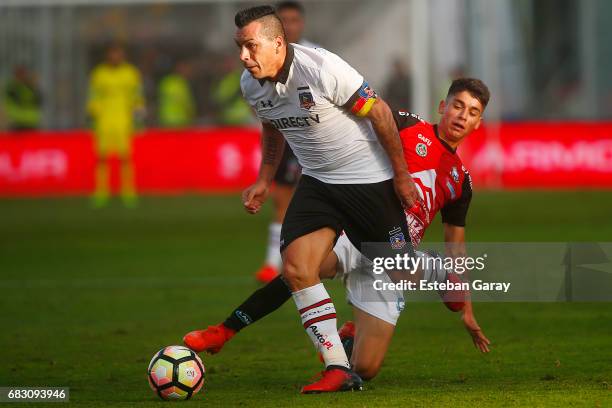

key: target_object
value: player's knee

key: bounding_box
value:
[352,352,384,381]
[281,258,306,287]
[282,255,321,290]
[353,361,382,381]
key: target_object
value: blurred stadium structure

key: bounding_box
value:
[1,0,611,128]
[0,0,611,195]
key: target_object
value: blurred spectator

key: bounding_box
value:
[3,65,42,131]
[212,57,252,125]
[158,59,196,127]
[433,65,466,118]
[276,1,318,48]
[549,79,583,118]
[87,44,144,208]
[383,57,413,110]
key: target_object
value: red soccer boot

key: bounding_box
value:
[301,366,363,394]
[255,265,279,283]
[183,323,236,354]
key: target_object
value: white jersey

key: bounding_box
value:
[298,38,320,49]
[240,43,393,184]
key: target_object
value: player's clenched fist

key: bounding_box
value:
[242,180,270,214]
[393,173,418,208]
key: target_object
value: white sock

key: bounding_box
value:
[265,223,282,269]
[292,283,350,369]
[417,251,449,283]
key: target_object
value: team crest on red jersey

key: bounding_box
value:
[389,227,406,249]
[416,143,428,157]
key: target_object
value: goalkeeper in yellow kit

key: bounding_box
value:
[88,44,144,207]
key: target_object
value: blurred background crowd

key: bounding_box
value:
[1,0,611,132]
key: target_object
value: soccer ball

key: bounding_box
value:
[147,345,205,400]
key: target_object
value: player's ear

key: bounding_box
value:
[275,36,284,52]
[437,100,446,115]
[474,116,482,130]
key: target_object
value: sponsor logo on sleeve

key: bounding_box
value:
[398,111,425,122]
[450,166,460,182]
[446,178,457,199]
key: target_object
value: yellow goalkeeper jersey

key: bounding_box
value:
[87,62,143,127]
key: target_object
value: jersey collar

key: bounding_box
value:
[258,44,294,86]
[433,125,457,154]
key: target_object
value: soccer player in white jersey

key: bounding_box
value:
[254,1,321,283]
[213,5,453,394]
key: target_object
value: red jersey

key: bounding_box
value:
[393,111,473,247]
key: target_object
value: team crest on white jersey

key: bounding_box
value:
[298,86,315,110]
[416,143,428,157]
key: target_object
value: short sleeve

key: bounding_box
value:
[319,51,364,106]
[393,110,425,131]
[440,171,473,227]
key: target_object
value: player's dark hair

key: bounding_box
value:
[447,78,490,110]
[276,1,305,15]
[235,5,276,27]
[235,5,286,41]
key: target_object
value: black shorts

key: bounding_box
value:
[273,145,301,186]
[280,175,414,260]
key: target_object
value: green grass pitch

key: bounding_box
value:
[1,191,611,407]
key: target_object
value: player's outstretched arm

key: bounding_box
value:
[364,98,417,207]
[443,224,467,258]
[243,123,285,214]
[443,224,491,353]
[461,300,491,353]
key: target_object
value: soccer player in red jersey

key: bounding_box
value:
[185,78,491,387]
